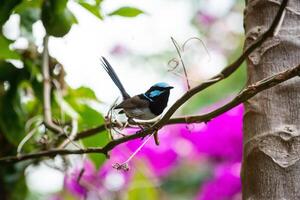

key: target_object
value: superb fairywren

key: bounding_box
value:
[101,57,173,120]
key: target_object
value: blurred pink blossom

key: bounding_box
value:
[196,11,216,26]
[64,157,132,198]
[63,104,244,199]
[175,104,243,162]
[64,160,98,197]
[110,44,129,55]
[195,162,242,200]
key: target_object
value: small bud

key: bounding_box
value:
[112,163,129,171]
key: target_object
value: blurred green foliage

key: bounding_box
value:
[127,165,158,200]
[0,0,145,199]
[0,0,146,197]
[0,35,21,59]
[0,0,22,26]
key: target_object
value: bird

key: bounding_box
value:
[100,56,173,120]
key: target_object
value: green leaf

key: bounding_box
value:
[67,86,98,100]
[0,62,31,145]
[0,34,20,60]
[14,0,42,12]
[78,2,102,20]
[23,58,44,102]
[64,87,108,168]
[18,80,41,117]
[128,168,158,200]
[81,128,108,169]
[0,0,22,26]
[15,1,41,35]
[41,0,77,37]
[108,7,144,17]
[0,61,20,81]
[9,174,28,200]
[1,165,29,199]
[95,0,102,6]
[0,81,26,145]
[79,105,109,168]
[20,8,40,33]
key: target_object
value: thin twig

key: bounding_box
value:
[17,125,40,156]
[58,119,80,149]
[74,126,107,140]
[171,37,191,90]
[182,37,211,61]
[113,132,156,171]
[1,61,299,163]
[168,37,210,84]
[42,35,64,134]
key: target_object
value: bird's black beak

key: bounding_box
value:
[167,86,174,90]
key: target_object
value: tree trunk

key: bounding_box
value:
[242,0,300,199]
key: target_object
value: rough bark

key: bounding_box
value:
[242,0,300,199]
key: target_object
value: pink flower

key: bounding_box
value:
[173,105,244,162]
[196,11,216,26]
[64,158,132,197]
[110,44,128,55]
[98,155,133,191]
[196,163,241,200]
[64,160,98,197]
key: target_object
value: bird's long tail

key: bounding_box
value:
[100,56,130,99]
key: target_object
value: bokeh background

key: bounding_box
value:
[0,0,246,199]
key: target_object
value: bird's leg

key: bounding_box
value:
[127,117,135,125]
[128,118,145,131]
[122,120,129,129]
[153,130,159,145]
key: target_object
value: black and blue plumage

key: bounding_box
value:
[101,57,173,120]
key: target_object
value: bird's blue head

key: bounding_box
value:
[143,82,174,102]
[140,82,173,115]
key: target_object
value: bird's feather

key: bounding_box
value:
[125,107,157,120]
[100,57,130,99]
[115,95,149,109]
[153,82,170,88]
[149,90,164,98]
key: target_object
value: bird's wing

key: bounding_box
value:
[115,95,149,109]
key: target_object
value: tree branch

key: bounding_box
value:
[75,125,107,140]
[1,61,299,163]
